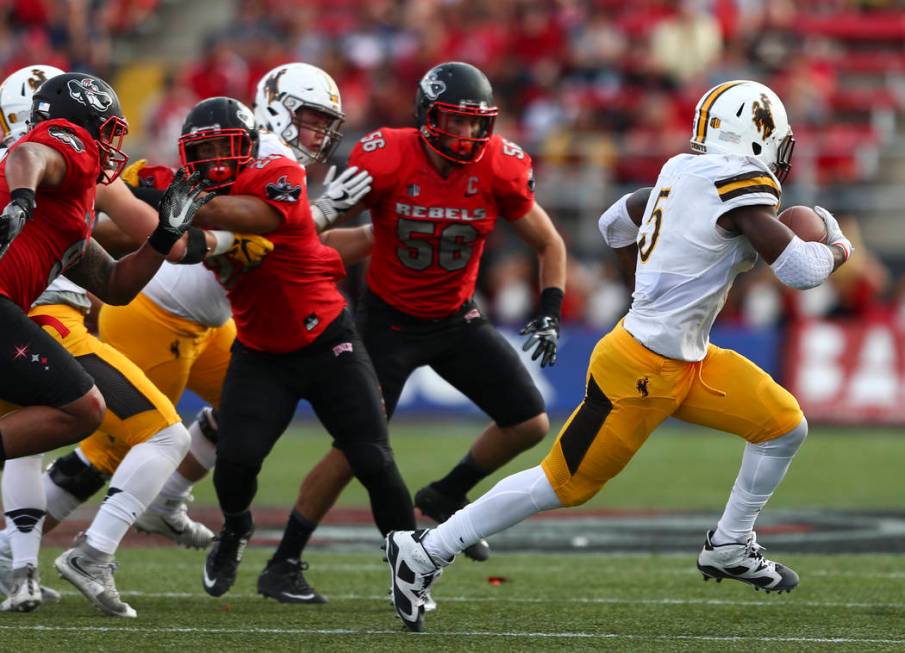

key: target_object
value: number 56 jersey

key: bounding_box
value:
[349,128,535,319]
[624,153,782,362]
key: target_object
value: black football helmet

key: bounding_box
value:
[30,72,129,184]
[179,96,258,191]
[415,62,498,165]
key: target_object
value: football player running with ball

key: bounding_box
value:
[265,61,566,601]
[384,80,853,631]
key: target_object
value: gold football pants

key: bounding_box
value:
[541,321,803,506]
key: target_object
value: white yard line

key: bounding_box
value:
[1,625,903,644]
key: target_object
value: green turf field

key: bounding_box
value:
[7,421,905,651]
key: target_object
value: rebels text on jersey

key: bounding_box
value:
[219,154,347,353]
[0,119,99,310]
[349,128,535,319]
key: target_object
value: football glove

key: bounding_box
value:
[148,169,214,255]
[0,188,36,259]
[520,314,559,368]
[221,233,274,269]
[311,165,372,231]
[814,206,853,262]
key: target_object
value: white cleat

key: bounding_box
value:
[0,531,61,604]
[697,530,799,593]
[54,539,136,618]
[384,530,445,632]
[0,564,42,612]
[134,496,214,549]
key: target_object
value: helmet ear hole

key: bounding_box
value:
[752,142,762,155]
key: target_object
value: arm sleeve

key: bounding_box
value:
[598,193,639,248]
[770,236,835,290]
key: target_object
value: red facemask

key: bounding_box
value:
[96,115,129,185]
[420,102,498,165]
[178,128,254,190]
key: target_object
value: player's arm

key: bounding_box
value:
[191,195,283,234]
[598,187,652,291]
[320,224,374,265]
[512,201,567,368]
[67,170,212,302]
[721,205,850,288]
[1,143,69,255]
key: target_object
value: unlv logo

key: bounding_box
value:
[68,78,113,112]
[752,93,775,140]
[48,126,85,152]
[265,175,302,202]
[419,71,446,101]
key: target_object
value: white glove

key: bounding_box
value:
[311,165,372,232]
[814,206,853,262]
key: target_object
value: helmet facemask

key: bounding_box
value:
[96,115,129,184]
[178,128,254,190]
[421,101,497,165]
[281,98,343,165]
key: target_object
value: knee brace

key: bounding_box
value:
[47,451,109,502]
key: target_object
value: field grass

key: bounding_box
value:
[6,421,905,652]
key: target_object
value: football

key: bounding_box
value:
[778,205,828,243]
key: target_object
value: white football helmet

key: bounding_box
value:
[690,80,795,182]
[253,63,344,165]
[0,65,65,147]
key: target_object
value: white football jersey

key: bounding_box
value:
[623,153,781,361]
[143,262,230,328]
[257,130,297,161]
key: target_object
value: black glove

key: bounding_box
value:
[520,287,564,368]
[148,169,214,255]
[0,188,36,259]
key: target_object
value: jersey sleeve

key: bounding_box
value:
[347,128,402,208]
[238,156,310,225]
[491,136,536,221]
[25,119,100,191]
[710,155,782,218]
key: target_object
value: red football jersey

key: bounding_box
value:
[349,129,535,319]
[0,119,99,310]
[223,154,347,353]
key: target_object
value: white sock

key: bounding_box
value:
[148,472,194,514]
[422,466,561,562]
[44,473,84,523]
[188,414,217,471]
[2,455,46,568]
[85,423,190,554]
[712,419,809,545]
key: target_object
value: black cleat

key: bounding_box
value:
[258,558,327,604]
[203,526,253,598]
[414,484,490,562]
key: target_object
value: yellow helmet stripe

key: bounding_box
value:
[694,81,743,144]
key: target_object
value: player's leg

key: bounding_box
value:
[261,308,420,602]
[135,319,234,547]
[0,454,47,612]
[0,298,103,460]
[205,341,298,598]
[673,345,806,592]
[419,313,548,559]
[305,313,416,536]
[50,331,189,617]
[389,322,685,631]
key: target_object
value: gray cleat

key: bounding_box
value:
[134,495,214,549]
[0,564,42,612]
[54,535,136,618]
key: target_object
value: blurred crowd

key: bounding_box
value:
[3,0,904,330]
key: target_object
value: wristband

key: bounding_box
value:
[179,227,209,264]
[148,225,179,255]
[539,287,564,320]
[10,188,36,218]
